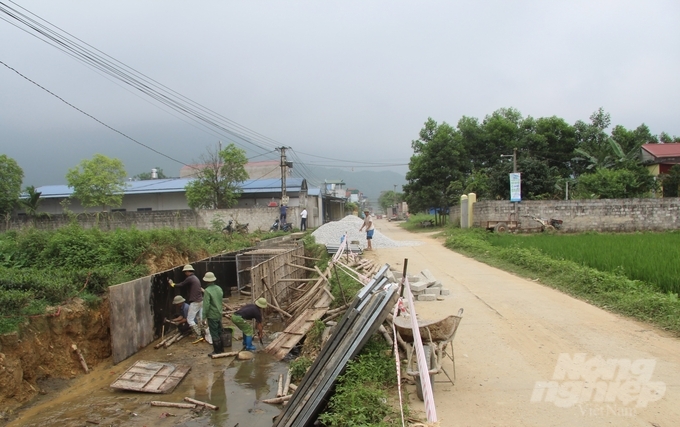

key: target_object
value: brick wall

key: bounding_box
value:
[471,198,680,232]
[4,206,309,232]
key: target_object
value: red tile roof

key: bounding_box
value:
[641,143,680,158]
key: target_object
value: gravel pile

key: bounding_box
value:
[312,215,422,249]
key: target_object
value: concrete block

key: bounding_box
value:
[418,294,436,301]
[421,269,436,282]
[408,275,421,283]
[437,296,445,301]
[385,269,396,283]
[428,281,443,288]
[440,288,451,296]
[410,281,429,292]
[411,290,424,296]
[424,287,441,295]
[392,271,403,279]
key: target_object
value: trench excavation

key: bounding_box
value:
[1,238,312,424]
[2,233,406,427]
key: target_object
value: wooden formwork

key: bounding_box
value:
[248,245,307,310]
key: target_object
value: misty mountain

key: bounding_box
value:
[292,165,407,205]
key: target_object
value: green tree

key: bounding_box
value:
[521,116,576,177]
[660,165,680,197]
[378,190,402,214]
[576,167,654,199]
[185,143,249,209]
[66,154,127,211]
[572,108,613,176]
[611,124,656,154]
[133,167,168,180]
[659,132,680,143]
[0,155,24,216]
[488,157,560,200]
[404,118,467,224]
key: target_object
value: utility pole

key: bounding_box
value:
[277,147,289,204]
[501,148,519,217]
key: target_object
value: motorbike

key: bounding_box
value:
[223,219,249,235]
[270,218,293,232]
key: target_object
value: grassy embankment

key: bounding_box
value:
[295,235,405,427]
[441,227,680,333]
[0,224,257,334]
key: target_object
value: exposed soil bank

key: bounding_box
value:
[0,298,111,416]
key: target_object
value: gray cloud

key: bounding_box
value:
[1,0,678,187]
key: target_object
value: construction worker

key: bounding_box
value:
[232,298,268,351]
[201,272,224,356]
[169,295,191,335]
[168,264,203,338]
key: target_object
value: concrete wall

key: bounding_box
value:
[108,251,244,364]
[472,198,680,232]
[109,277,155,364]
[6,203,323,232]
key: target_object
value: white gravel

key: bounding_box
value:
[312,215,422,249]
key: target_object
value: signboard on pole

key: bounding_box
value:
[509,173,521,202]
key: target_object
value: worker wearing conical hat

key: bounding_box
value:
[202,272,224,356]
[168,264,203,338]
[232,298,268,352]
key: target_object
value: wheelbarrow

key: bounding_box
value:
[393,308,464,401]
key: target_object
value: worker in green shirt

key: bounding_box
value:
[201,272,224,356]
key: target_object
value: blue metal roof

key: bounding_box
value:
[36,177,307,199]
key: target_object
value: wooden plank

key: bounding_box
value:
[266,307,328,360]
[110,361,191,394]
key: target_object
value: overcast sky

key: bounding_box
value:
[2,0,679,187]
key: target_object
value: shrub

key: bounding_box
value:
[317,338,400,427]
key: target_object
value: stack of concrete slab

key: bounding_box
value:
[390,268,451,302]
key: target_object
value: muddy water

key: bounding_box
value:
[8,329,291,426]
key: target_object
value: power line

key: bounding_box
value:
[0,1,281,154]
[1,1,413,177]
[0,59,191,168]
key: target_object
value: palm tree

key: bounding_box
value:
[19,186,48,222]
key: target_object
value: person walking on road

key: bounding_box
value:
[201,272,224,356]
[300,207,308,231]
[231,298,268,351]
[168,264,203,338]
[359,210,375,251]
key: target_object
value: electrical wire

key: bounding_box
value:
[0,59,191,168]
[0,1,279,154]
[1,1,412,174]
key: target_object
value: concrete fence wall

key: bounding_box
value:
[4,206,315,233]
[472,198,680,232]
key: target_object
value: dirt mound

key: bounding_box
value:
[143,247,210,274]
[0,298,110,413]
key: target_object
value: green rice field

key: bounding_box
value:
[486,232,680,295]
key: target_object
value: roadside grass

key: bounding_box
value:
[299,235,408,425]
[303,234,364,309]
[0,225,257,334]
[317,337,405,427]
[443,228,680,333]
[399,213,444,232]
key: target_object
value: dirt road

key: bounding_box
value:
[372,219,680,427]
